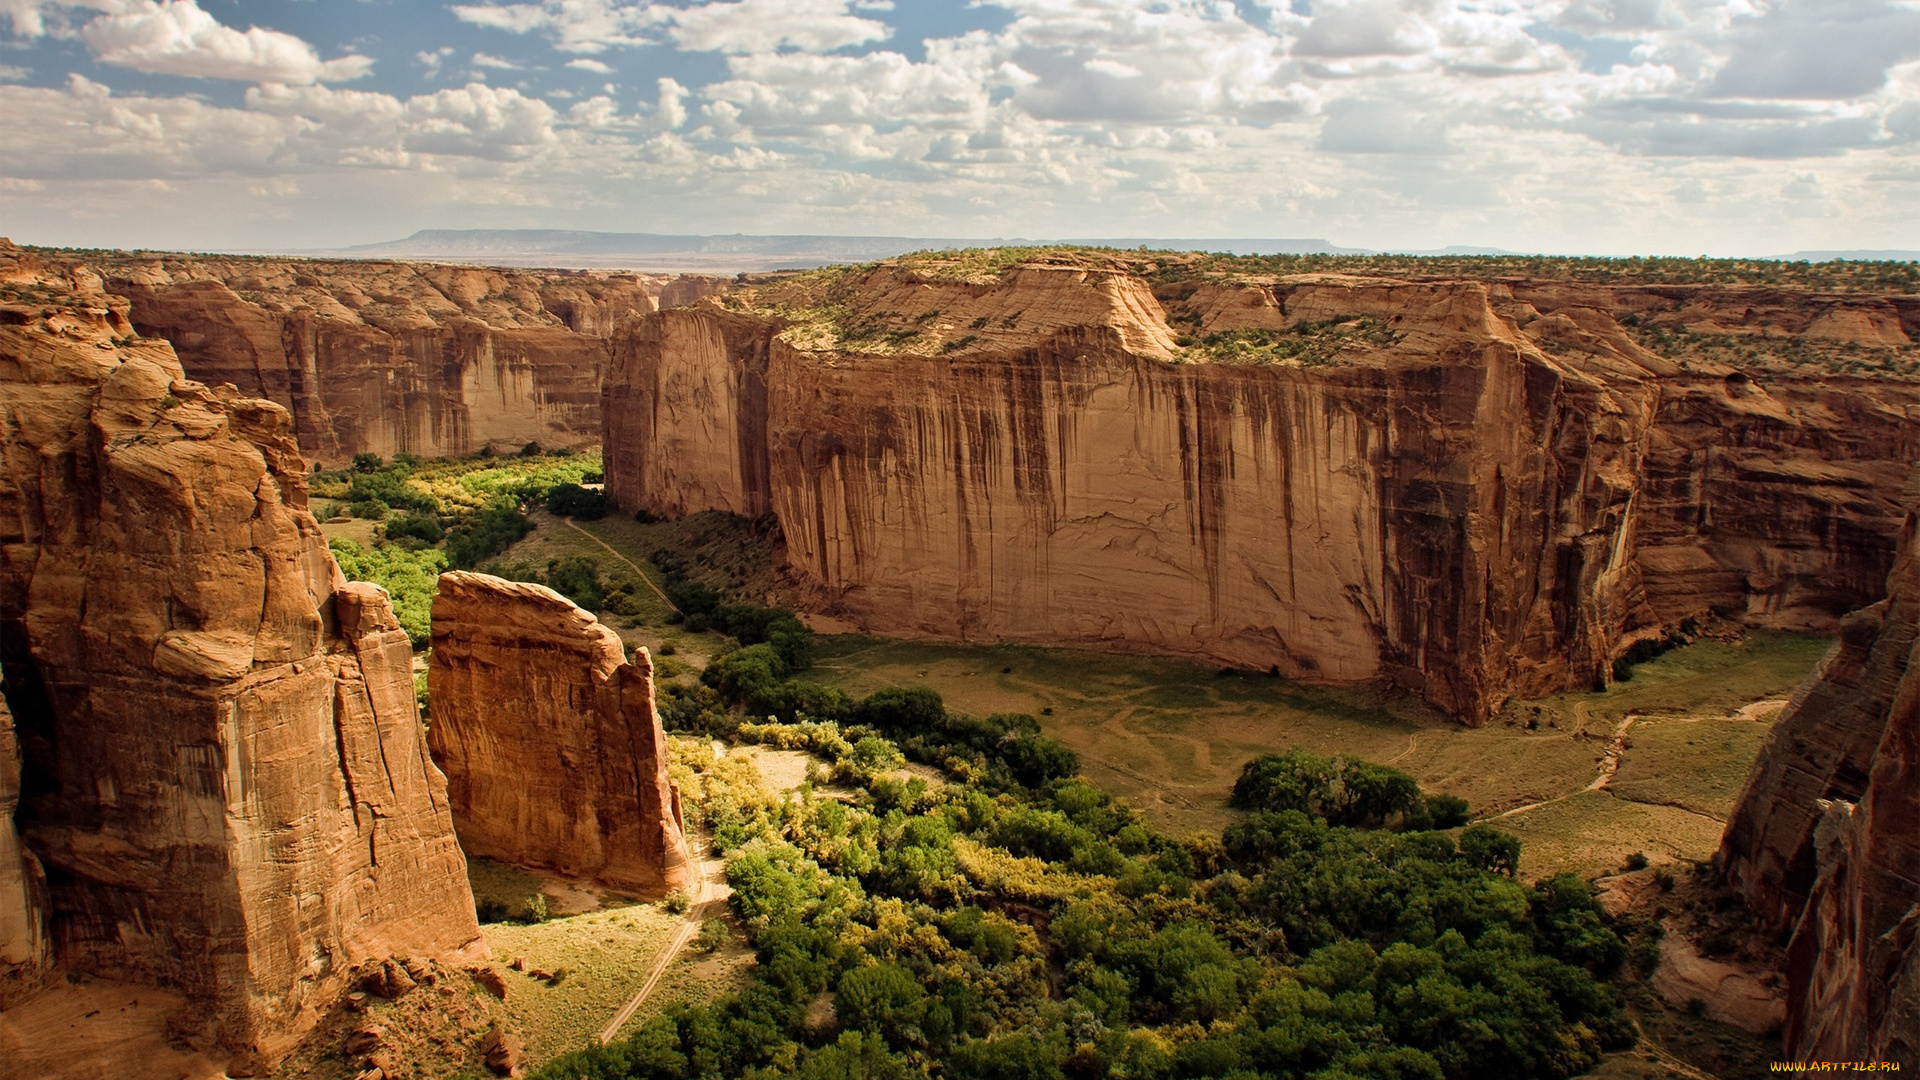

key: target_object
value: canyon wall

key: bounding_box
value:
[0,671,49,1004]
[84,255,667,464]
[1718,510,1920,1063]
[605,260,1920,722]
[428,571,691,894]
[0,241,481,1058]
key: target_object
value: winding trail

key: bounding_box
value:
[1494,712,1641,821]
[596,845,727,1045]
[1382,732,1420,766]
[563,517,680,613]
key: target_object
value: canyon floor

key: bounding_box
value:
[797,630,1824,881]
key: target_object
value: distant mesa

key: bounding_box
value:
[336,228,1365,271]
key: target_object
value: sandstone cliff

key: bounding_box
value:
[0,241,481,1057]
[0,671,49,1004]
[604,255,1920,721]
[79,254,668,463]
[1718,509,1920,1063]
[428,571,691,894]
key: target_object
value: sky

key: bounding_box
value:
[0,0,1915,256]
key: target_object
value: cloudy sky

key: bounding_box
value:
[0,0,1915,255]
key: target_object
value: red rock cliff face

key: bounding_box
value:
[0,242,481,1057]
[0,671,50,1004]
[1718,512,1920,1063]
[428,571,691,894]
[604,259,1920,722]
[84,255,665,464]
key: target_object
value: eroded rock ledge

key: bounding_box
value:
[428,571,692,894]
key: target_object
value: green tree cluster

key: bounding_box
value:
[327,538,445,647]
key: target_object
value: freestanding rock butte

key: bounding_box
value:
[0,240,482,1059]
[604,254,1920,722]
[428,571,692,894]
[1719,508,1920,1063]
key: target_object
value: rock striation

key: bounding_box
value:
[604,257,1920,722]
[1719,510,1920,1063]
[428,571,691,893]
[81,254,669,464]
[0,240,482,1058]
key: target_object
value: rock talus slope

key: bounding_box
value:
[0,240,481,1058]
[606,258,1920,721]
[1719,510,1920,1064]
[428,571,691,893]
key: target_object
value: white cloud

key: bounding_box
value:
[452,0,889,55]
[0,63,28,81]
[417,46,455,76]
[665,0,889,53]
[77,0,371,84]
[3,0,1920,253]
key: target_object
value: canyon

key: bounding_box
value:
[4,236,1920,1075]
[428,571,691,895]
[604,254,1920,722]
[1719,507,1920,1064]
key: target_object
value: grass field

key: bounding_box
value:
[798,630,1831,877]
[483,905,753,1064]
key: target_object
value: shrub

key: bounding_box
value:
[445,501,534,569]
[383,513,444,544]
[1425,793,1471,828]
[348,498,390,521]
[352,452,384,473]
[546,482,608,520]
[546,556,606,610]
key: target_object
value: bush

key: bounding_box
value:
[348,498,390,521]
[546,556,606,610]
[352,452,384,473]
[694,919,731,953]
[1233,748,1435,830]
[384,513,444,544]
[1425,793,1471,829]
[546,482,608,520]
[445,501,534,569]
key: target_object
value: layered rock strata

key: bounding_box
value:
[0,241,481,1057]
[1718,510,1920,1063]
[605,259,1920,721]
[86,255,667,463]
[428,571,691,893]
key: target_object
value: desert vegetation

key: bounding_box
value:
[540,608,1636,1080]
